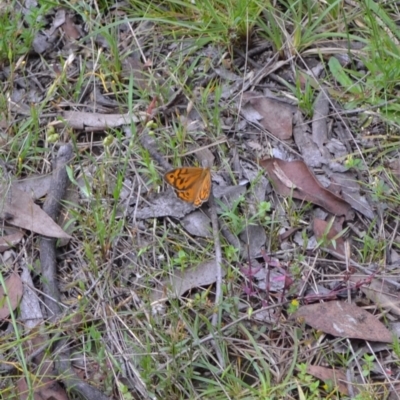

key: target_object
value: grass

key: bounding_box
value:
[1,0,400,398]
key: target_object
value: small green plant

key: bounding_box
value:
[391,336,400,364]
[217,195,246,235]
[295,73,315,117]
[287,299,300,314]
[172,249,189,268]
[289,257,304,279]
[354,220,386,263]
[315,218,348,251]
[139,150,161,188]
[296,363,321,399]
[344,155,365,171]
[362,354,376,378]
[0,2,50,63]
[116,381,135,400]
[251,200,272,225]
[300,229,309,251]
[370,177,391,202]
[257,4,284,55]
[224,244,239,263]
[283,194,312,228]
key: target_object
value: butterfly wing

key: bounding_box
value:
[193,168,211,207]
[164,167,211,207]
[164,168,203,191]
[176,189,196,203]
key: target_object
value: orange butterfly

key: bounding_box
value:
[164,167,211,207]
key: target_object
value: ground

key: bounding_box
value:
[1,0,400,399]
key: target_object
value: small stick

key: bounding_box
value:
[138,107,226,367]
[208,190,225,368]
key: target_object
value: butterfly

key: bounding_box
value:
[164,167,211,207]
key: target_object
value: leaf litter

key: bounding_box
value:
[239,91,295,140]
[0,269,23,320]
[292,300,392,343]
[0,185,70,239]
[306,365,353,396]
[1,1,399,398]
[260,158,353,218]
[150,260,226,303]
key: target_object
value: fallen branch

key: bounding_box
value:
[40,143,110,400]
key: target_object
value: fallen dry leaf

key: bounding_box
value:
[313,218,346,255]
[293,110,325,167]
[60,110,141,130]
[329,172,374,219]
[47,8,66,37]
[151,260,225,302]
[349,276,400,317]
[306,365,351,395]
[32,32,56,54]
[0,271,23,319]
[61,13,80,40]
[312,91,330,149]
[17,370,68,400]
[241,92,294,140]
[135,190,196,220]
[260,158,353,218]
[0,186,71,239]
[12,174,53,200]
[239,224,267,259]
[20,264,43,329]
[253,267,289,292]
[181,211,212,238]
[0,230,24,252]
[213,184,247,210]
[293,301,392,343]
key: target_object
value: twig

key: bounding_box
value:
[208,191,225,368]
[139,126,172,171]
[40,143,110,400]
[40,144,73,318]
[220,221,242,253]
[321,247,400,289]
[139,121,226,367]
